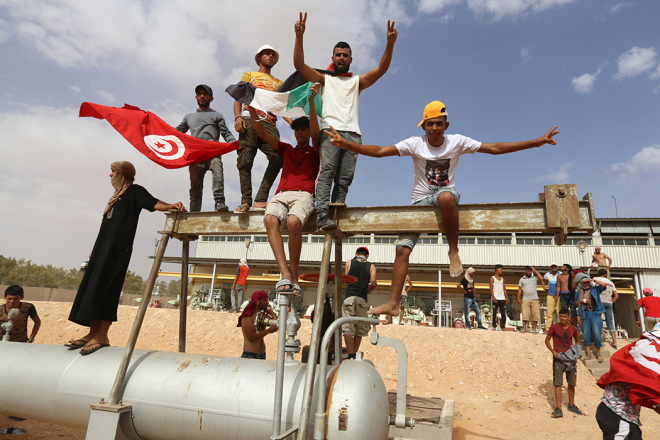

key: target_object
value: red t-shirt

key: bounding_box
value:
[638,296,660,318]
[235,265,249,286]
[275,141,320,195]
[548,323,578,353]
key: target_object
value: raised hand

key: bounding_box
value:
[295,12,307,36]
[309,82,321,98]
[539,125,560,145]
[325,126,347,149]
[387,20,398,44]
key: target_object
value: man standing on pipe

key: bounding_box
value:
[238,291,278,360]
[65,161,186,355]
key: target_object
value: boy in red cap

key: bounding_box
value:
[636,288,660,331]
[326,101,559,316]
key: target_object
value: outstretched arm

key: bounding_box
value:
[478,126,559,155]
[155,201,187,212]
[308,83,321,153]
[247,106,281,152]
[359,20,398,91]
[294,12,325,84]
[325,127,399,157]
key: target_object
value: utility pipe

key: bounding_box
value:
[314,317,380,439]
[272,292,290,439]
[333,239,343,366]
[634,271,646,333]
[179,239,189,353]
[208,261,217,303]
[298,234,333,440]
[108,232,170,405]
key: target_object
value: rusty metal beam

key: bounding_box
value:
[162,187,596,239]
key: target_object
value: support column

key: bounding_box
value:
[208,261,217,302]
[179,240,189,353]
[438,268,442,327]
[334,238,343,366]
[298,233,333,440]
[108,233,170,405]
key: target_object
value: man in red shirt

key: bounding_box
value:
[247,84,321,294]
[635,288,660,331]
[545,308,583,418]
[231,259,250,313]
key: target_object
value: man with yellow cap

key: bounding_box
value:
[326,101,559,316]
[233,44,292,213]
[65,161,186,354]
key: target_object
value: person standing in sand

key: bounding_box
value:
[325,100,558,316]
[397,274,412,325]
[66,161,186,355]
[592,246,613,278]
[238,291,278,359]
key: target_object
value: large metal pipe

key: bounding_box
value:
[634,271,646,332]
[1,344,390,439]
[272,293,290,438]
[179,239,189,353]
[298,234,333,440]
[333,238,343,366]
[108,232,169,405]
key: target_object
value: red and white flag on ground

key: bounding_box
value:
[598,331,660,408]
[79,102,238,169]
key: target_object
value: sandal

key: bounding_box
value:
[293,283,302,297]
[234,203,250,213]
[64,339,89,350]
[80,342,110,356]
[276,279,294,293]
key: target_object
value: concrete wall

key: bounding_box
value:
[1,285,77,303]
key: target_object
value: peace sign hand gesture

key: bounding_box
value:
[295,12,307,36]
[538,126,560,146]
[387,20,398,44]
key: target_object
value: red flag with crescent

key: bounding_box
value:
[597,331,660,409]
[79,102,238,169]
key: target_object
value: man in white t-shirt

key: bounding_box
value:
[544,263,563,332]
[293,12,398,229]
[325,101,559,316]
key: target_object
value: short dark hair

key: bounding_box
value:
[494,264,503,271]
[525,266,532,271]
[356,248,369,256]
[290,116,310,131]
[598,269,608,276]
[558,308,570,316]
[5,285,24,297]
[333,41,352,56]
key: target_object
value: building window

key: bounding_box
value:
[254,236,269,243]
[343,237,371,244]
[311,236,325,243]
[564,238,593,246]
[602,238,648,246]
[226,236,250,242]
[374,237,397,244]
[477,238,512,245]
[518,238,552,245]
[201,236,225,242]
[418,237,438,244]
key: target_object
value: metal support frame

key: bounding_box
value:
[272,293,291,439]
[314,317,381,439]
[634,271,646,333]
[179,240,189,353]
[333,240,343,366]
[298,234,333,440]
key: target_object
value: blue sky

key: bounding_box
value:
[1,0,659,278]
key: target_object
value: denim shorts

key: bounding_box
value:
[396,187,460,250]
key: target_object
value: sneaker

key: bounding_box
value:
[466,326,473,330]
[215,201,229,212]
[567,405,583,416]
[551,407,563,418]
[477,325,488,330]
[317,214,337,230]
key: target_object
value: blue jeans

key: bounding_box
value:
[602,302,615,331]
[582,310,603,348]
[559,292,577,318]
[463,297,482,328]
[189,156,225,211]
[241,351,266,360]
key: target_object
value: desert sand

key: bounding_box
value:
[1,301,658,439]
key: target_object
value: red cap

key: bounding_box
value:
[643,288,653,296]
[356,246,369,254]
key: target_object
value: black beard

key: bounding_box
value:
[333,62,350,74]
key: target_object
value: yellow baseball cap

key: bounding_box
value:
[417,101,448,127]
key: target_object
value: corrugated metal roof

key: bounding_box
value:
[195,242,660,270]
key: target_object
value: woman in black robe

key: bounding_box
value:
[66,161,186,354]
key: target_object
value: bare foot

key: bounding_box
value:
[448,250,463,277]
[585,355,592,361]
[598,356,604,363]
[369,302,399,316]
[253,201,267,209]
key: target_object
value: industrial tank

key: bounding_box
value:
[0,343,389,439]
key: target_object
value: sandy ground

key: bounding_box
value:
[2,301,659,440]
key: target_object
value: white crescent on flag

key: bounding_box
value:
[143,135,185,160]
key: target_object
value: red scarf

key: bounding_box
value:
[237,290,269,327]
[327,63,353,77]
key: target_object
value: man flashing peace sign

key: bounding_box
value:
[293,12,398,229]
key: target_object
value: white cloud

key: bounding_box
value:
[520,47,532,64]
[537,163,572,183]
[614,46,657,80]
[650,65,660,80]
[94,89,116,103]
[418,0,576,20]
[607,3,632,14]
[571,68,601,94]
[68,85,81,93]
[612,145,660,177]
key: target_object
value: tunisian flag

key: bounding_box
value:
[79,102,238,169]
[597,331,660,408]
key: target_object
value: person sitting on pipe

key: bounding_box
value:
[238,291,278,360]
